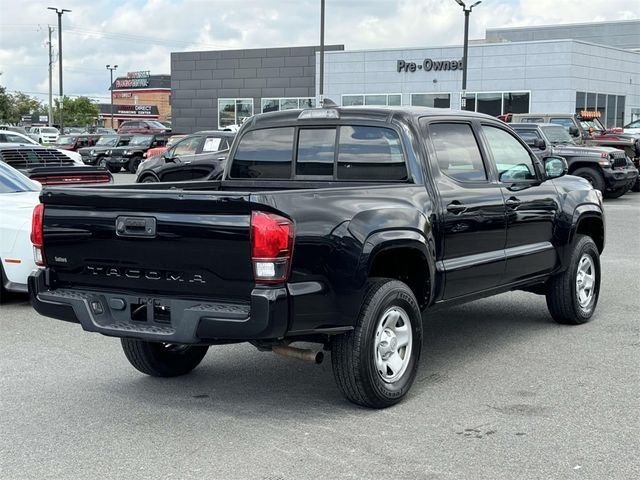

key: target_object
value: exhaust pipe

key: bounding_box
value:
[272,345,324,364]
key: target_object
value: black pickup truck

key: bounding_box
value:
[29,107,605,408]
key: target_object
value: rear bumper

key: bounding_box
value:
[29,269,289,344]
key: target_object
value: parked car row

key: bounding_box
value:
[502,111,640,196]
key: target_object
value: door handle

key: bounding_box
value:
[446,201,466,214]
[505,197,521,208]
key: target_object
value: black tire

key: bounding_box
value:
[604,185,628,199]
[331,278,422,408]
[128,156,143,173]
[140,174,159,183]
[121,339,209,377]
[0,262,7,304]
[632,177,640,192]
[571,167,605,194]
[546,235,601,325]
[106,164,121,174]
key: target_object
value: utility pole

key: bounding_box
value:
[106,65,118,128]
[319,0,325,107]
[454,0,481,109]
[48,7,71,132]
[47,25,54,127]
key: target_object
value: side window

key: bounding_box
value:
[521,117,544,123]
[515,129,542,148]
[337,126,407,181]
[429,123,487,182]
[173,137,200,156]
[296,128,336,176]
[482,125,537,182]
[231,127,294,179]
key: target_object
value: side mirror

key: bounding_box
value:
[569,126,580,137]
[533,138,546,149]
[544,156,568,179]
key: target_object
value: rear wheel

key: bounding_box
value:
[546,235,600,325]
[121,339,209,377]
[331,278,422,408]
[571,167,605,194]
[632,177,640,192]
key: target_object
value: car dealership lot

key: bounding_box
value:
[1,182,638,479]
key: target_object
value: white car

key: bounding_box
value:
[623,119,640,135]
[0,162,40,300]
[0,130,83,165]
[28,126,59,144]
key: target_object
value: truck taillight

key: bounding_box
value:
[250,211,294,284]
[31,204,46,267]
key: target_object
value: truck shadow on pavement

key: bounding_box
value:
[106,292,559,415]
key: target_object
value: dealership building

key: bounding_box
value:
[171,20,640,132]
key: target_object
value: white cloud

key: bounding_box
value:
[0,0,637,103]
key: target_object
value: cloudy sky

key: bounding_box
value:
[0,0,637,104]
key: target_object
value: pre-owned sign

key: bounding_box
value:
[397,58,463,73]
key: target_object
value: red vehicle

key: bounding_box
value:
[143,134,186,158]
[53,134,100,152]
[117,120,170,135]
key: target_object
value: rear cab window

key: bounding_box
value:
[229,124,408,182]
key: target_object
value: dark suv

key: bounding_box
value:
[117,120,170,135]
[103,134,171,173]
[511,123,637,198]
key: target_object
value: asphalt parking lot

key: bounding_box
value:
[1,175,638,479]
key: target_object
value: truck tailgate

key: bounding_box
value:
[40,188,254,301]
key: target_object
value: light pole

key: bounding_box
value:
[319,0,325,107]
[106,65,118,128]
[453,0,481,109]
[48,7,71,132]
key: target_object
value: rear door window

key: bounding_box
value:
[337,126,407,181]
[231,127,294,179]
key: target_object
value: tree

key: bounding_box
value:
[53,96,100,127]
[0,84,11,123]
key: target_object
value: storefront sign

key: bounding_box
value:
[397,58,463,73]
[115,104,155,116]
[115,71,151,89]
[113,92,133,98]
[127,70,150,79]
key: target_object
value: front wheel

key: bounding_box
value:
[604,185,628,199]
[129,156,143,173]
[571,167,605,194]
[121,339,209,377]
[331,278,422,408]
[546,235,601,324]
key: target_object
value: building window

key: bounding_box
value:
[260,98,316,113]
[502,92,529,114]
[341,94,402,107]
[461,91,530,116]
[218,98,254,129]
[575,91,627,127]
[410,93,451,108]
